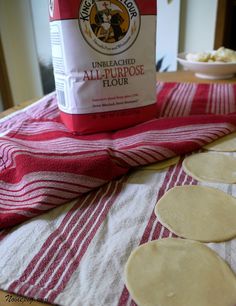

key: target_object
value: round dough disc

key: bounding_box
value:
[183,152,236,183]
[155,185,236,242]
[125,238,236,306]
[141,156,180,171]
[204,132,236,152]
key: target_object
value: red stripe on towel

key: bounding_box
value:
[9,177,125,303]
[1,83,236,229]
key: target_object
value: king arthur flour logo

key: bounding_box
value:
[79,0,140,55]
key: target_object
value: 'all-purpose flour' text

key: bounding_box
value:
[83,59,144,87]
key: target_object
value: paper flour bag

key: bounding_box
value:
[49,0,157,134]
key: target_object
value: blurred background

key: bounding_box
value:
[0,0,235,111]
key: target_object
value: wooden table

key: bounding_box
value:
[0,70,235,306]
[156,70,236,84]
[0,99,39,120]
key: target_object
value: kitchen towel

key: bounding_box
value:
[1,82,236,228]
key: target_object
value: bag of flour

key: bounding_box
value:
[49,0,157,134]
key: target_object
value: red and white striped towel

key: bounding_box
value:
[0,157,236,306]
[1,82,236,229]
[1,82,236,305]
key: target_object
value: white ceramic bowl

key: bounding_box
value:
[177,52,236,79]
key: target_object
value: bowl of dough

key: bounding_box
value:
[177,47,236,79]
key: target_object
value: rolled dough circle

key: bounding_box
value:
[204,132,236,151]
[155,185,236,242]
[141,156,180,171]
[183,152,236,183]
[125,238,236,306]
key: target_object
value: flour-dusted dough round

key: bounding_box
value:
[141,156,180,171]
[155,185,236,242]
[183,152,236,183]
[125,238,236,306]
[204,132,236,151]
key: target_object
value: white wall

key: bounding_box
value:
[0,0,43,105]
[179,0,218,53]
[156,0,181,71]
[156,0,218,71]
[31,0,52,65]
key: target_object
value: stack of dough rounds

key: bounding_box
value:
[186,51,211,62]
[183,152,236,183]
[155,185,236,242]
[213,46,236,62]
[186,47,236,62]
[125,238,236,306]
